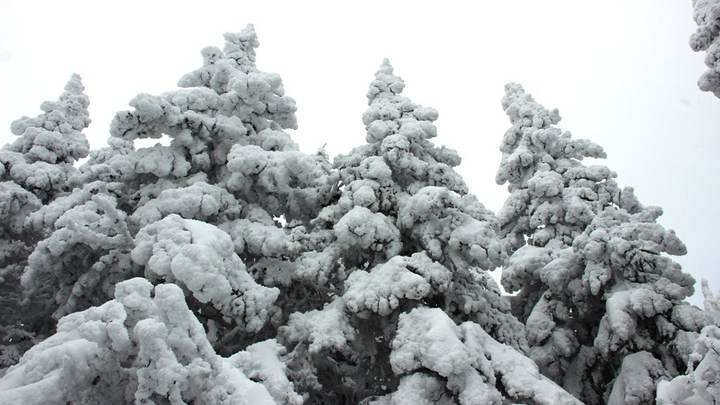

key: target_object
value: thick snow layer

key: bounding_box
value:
[607,351,669,405]
[334,206,401,261]
[226,144,338,221]
[281,298,355,354]
[131,181,241,227]
[657,326,720,404]
[0,278,276,404]
[389,307,581,404]
[398,186,502,270]
[20,192,132,318]
[132,214,279,332]
[343,252,451,315]
[229,339,304,405]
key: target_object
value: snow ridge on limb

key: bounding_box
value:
[690,0,720,97]
[130,181,242,228]
[343,252,451,316]
[0,278,284,405]
[131,214,279,333]
[383,307,581,405]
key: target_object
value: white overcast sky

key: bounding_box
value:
[1,0,718,303]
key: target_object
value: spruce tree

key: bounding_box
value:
[497,84,707,404]
[0,75,91,367]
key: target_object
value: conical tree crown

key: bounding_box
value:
[9,74,91,164]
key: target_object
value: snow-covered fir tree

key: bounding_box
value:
[496,84,709,404]
[0,74,91,367]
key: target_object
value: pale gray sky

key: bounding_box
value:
[1,0,718,303]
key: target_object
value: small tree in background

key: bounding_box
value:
[690,0,720,97]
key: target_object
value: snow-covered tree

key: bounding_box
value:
[497,84,706,404]
[496,83,622,395]
[0,75,91,367]
[2,74,90,202]
[690,0,720,97]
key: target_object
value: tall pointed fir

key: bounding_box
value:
[276,60,580,404]
[496,84,707,404]
[0,74,91,367]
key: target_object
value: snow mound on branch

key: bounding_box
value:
[131,181,242,227]
[388,307,581,404]
[368,373,454,405]
[656,282,720,404]
[343,252,451,315]
[0,181,41,236]
[607,351,670,405]
[229,339,304,405]
[131,214,279,332]
[280,298,355,355]
[0,278,277,405]
[334,206,402,260]
[398,186,503,270]
[657,325,720,404]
